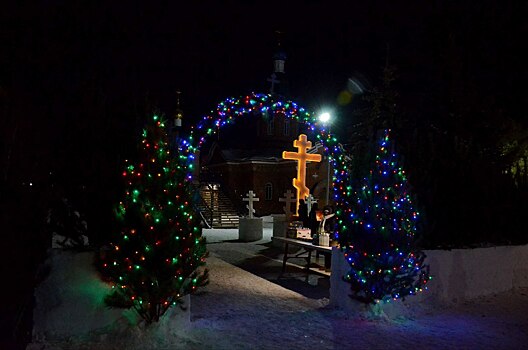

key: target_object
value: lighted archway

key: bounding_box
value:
[179,92,351,242]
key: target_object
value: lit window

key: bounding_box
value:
[265,183,273,200]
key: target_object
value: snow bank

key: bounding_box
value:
[29,249,191,349]
[331,244,528,315]
[27,231,528,349]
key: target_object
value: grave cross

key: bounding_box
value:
[279,190,296,219]
[282,134,322,215]
[243,190,259,218]
[306,194,318,216]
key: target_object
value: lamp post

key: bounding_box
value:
[319,112,332,206]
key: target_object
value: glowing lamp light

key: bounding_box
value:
[319,112,331,123]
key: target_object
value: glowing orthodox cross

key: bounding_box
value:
[243,190,259,218]
[282,134,322,215]
[279,190,296,219]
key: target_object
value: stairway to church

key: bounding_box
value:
[196,183,240,228]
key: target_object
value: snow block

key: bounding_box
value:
[239,217,263,242]
[30,249,191,347]
[513,245,528,288]
[328,247,414,319]
[330,244,528,316]
[271,214,288,248]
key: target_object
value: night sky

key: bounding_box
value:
[1,0,527,238]
[3,2,526,145]
[2,1,527,229]
[3,2,408,119]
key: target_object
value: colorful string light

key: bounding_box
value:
[100,114,208,324]
[174,92,429,306]
[336,129,430,304]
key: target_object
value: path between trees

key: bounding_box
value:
[187,238,528,349]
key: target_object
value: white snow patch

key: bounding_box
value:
[29,249,193,350]
[29,225,528,349]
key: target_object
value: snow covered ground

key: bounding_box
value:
[29,217,528,349]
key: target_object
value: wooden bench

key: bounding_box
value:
[272,236,333,277]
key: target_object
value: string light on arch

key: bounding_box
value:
[177,94,432,304]
[179,92,347,188]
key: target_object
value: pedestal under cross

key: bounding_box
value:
[243,190,259,218]
[282,134,322,215]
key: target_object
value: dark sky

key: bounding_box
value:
[1,1,527,264]
[1,1,526,185]
[4,2,525,119]
[1,2,451,119]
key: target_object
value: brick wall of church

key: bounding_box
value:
[209,155,332,216]
[211,162,294,216]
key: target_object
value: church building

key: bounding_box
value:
[198,41,331,216]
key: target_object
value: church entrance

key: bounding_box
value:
[182,92,347,233]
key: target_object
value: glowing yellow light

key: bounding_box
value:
[282,134,322,215]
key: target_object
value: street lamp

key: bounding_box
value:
[318,112,332,206]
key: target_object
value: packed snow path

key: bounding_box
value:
[190,252,528,350]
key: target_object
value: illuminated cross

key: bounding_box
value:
[267,73,279,94]
[306,194,318,216]
[279,190,296,219]
[282,134,322,215]
[243,190,259,218]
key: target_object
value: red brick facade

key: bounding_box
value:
[199,112,332,215]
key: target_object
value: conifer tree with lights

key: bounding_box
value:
[338,129,430,304]
[99,114,208,324]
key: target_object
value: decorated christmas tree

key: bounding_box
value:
[99,114,208,324]
[338,129,429,304]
